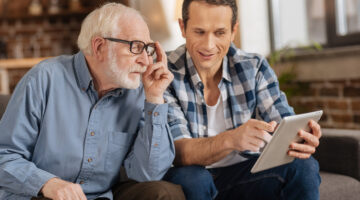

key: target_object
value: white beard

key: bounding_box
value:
[106,47,146,89]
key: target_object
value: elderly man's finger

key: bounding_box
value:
[154,67,165,80]
[75,184,87,200]
[143,63,162,78]
[155,42,166,63]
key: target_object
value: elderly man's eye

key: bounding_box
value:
[132,43,144,53]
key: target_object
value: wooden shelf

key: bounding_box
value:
[0,57,49,69]
[0,8,93,21]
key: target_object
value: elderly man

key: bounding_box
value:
[0,3,184,200]
[164,0,322,200]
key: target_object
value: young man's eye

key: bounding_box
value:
[195,30,204,35]
[215,31,225,36]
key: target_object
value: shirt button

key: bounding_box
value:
[79,181,84,184]
[82,88,86,91]
[90,132,95,136]
[148,111,152,115]
[154,112,159,116]
[88,158,93,162]
[154,143,158,147]
[203,126,207,130]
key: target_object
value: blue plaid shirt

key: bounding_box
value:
[165,44,294,141]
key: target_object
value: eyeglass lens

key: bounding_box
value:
[131,41,155,56]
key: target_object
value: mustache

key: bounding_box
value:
[129,65,147,73]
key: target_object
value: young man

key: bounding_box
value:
[164,0,322,199]
[0,3,185,200]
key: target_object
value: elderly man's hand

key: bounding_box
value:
[142,42,174,104]
[288,120,322,159]
[41,177,87,200]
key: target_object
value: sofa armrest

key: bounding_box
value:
[314,128,360,181]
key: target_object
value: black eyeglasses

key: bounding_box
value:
[104,37,156,56]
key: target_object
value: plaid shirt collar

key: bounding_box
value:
[185,51,232,88]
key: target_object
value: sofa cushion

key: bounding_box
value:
[320,172,360,200]
[314,128,360,181]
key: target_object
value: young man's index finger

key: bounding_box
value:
[253,120,276,132]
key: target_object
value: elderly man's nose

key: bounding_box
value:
[137,50,150,65]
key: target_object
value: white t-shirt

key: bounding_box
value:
[205,95,247,168]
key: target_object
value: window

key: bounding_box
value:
[269,0,360,51]
[325,0,360,46]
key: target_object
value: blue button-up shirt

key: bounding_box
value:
[0,52,175,200]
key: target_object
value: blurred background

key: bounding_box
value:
[0,0,360,130]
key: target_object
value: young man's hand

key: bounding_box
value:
[41,177,87,200]
[288,120,322,159]
[229,119,276,152]
[142,42,174,104]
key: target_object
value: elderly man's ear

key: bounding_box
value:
[91,36,107,61]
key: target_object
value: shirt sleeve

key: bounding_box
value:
[255,59,295,122]
[164,88,193,141]
[0,68,57,197]
[123,101,175,182]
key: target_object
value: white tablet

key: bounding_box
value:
[250,110,323,173]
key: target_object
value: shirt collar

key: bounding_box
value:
[74,51,125,97]
[221,56,232,82]
[185,50,232,89]
[74,51,92,92]
[186,51,203,88]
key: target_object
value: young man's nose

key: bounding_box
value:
[203,34,216,50]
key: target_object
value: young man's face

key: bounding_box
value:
[180,1,237,72]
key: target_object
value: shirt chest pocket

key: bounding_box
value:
[105,131,134,172]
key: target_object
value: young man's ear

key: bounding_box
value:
[231,22,239,42]
[178,18,186,38]
[91,36,107,61]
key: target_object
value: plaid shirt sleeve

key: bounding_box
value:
[164,88,193,141]
[255,58,295,122]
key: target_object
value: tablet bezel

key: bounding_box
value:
[250,110,323,173]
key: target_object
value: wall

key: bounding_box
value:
[273,45,360,129]
[129,0,185,51]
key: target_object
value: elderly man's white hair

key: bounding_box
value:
[77,3,144,55]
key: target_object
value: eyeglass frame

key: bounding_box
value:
[103,37,156,56]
